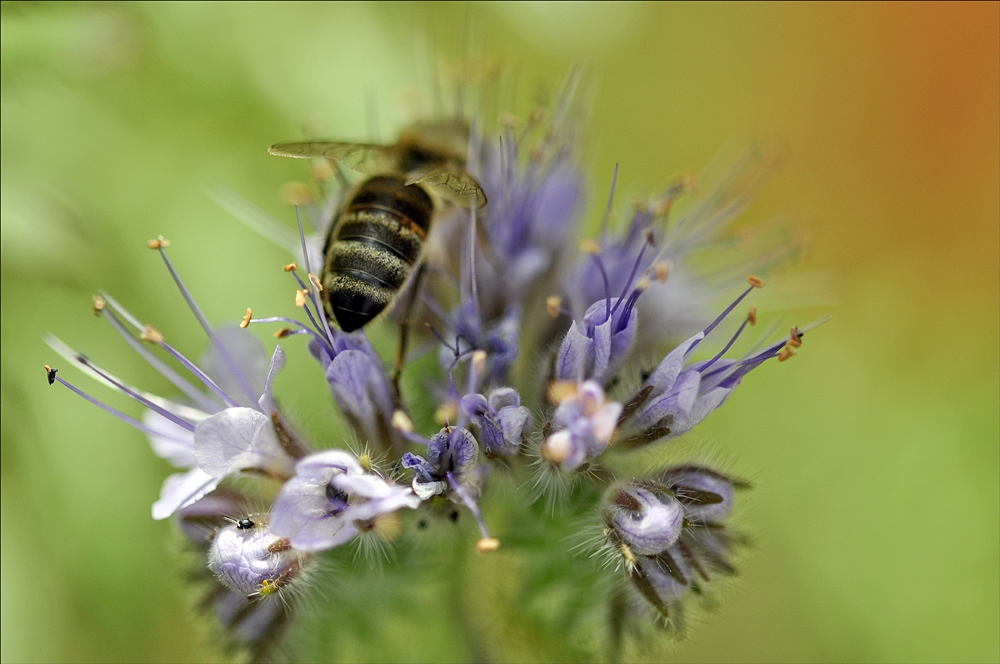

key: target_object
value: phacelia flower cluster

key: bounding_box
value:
[46,72,822,658]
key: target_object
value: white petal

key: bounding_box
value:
[194,407,290,477]
[152,468,221,520]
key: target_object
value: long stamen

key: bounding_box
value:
[247,316,326,344]
[699,317,751,372]
[102,308,218,412]
[609,234,652,319]
[598,163,620,235]
[288,268,333,351]
[615,282,647,334]
[71,355,197,432]
[446,471,491,541]
[155,341,240,408]
[426,324,460,356]
[585,250,612,322]
[699,283,755,343]
[295,206,336,348]
[96,296,239,407]
[155,246,258,404]
[699,317,828,392]
[469,205,480,317]
[48,370,184,440]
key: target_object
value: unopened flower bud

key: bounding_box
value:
[208,521,307,597]
[607,485,684,556]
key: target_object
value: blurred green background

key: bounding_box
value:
[2,2,997,662]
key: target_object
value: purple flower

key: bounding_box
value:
[627,281,810,441]
[401,426,480,499]
[541,381,622,471]
[569,147,786,350]
[208,520,309,597]
[442,301,522,388]
[321,341,396,449]
[459,387,531,456]
[555,296,638,384]
[269,450,420,552]
[474,112,584,310]
[401,426,498,550]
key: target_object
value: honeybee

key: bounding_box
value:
[269,122,487,333]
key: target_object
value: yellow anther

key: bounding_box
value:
[91,294,106,315]
[283,262,298,272]
[778,346,797,362]
[580,238,602,255]
[147,236,170,250]
[748,305,758,326]
[374,512,401,541]
[358,452,373,472]
[295,289,308,307]
[541,434,571,463]
[279,182,314,206]
[746,275,766,288]
[619,542,638,565]
[654,261,670,282]
[140,326,164,344]
[546,295,562,319]
[787,325,803,348]
[546,380,578,404]
[308,273,324,292]
[472,350,487,375]
[434,400,458,425]
[240,308,252,329]
[476,537,501,554]
[391,409,414,433]
[274,327,293,338]
[499,112,520,129]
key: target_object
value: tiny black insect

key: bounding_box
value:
[236,518,255,530]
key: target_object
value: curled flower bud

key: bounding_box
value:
[606,484,685,556]
[542,380,622,471]
[402,427,480,499]
[460,387,531,456]
[608,465,743,621]
[208,520,308,597]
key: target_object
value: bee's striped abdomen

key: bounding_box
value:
[323,175,433,332]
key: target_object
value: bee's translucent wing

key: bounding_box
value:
[408,170,488,209]
[267,142,396,174]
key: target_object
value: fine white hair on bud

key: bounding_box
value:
[208,520,309,597]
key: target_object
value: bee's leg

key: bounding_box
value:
[392,261,427,406]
